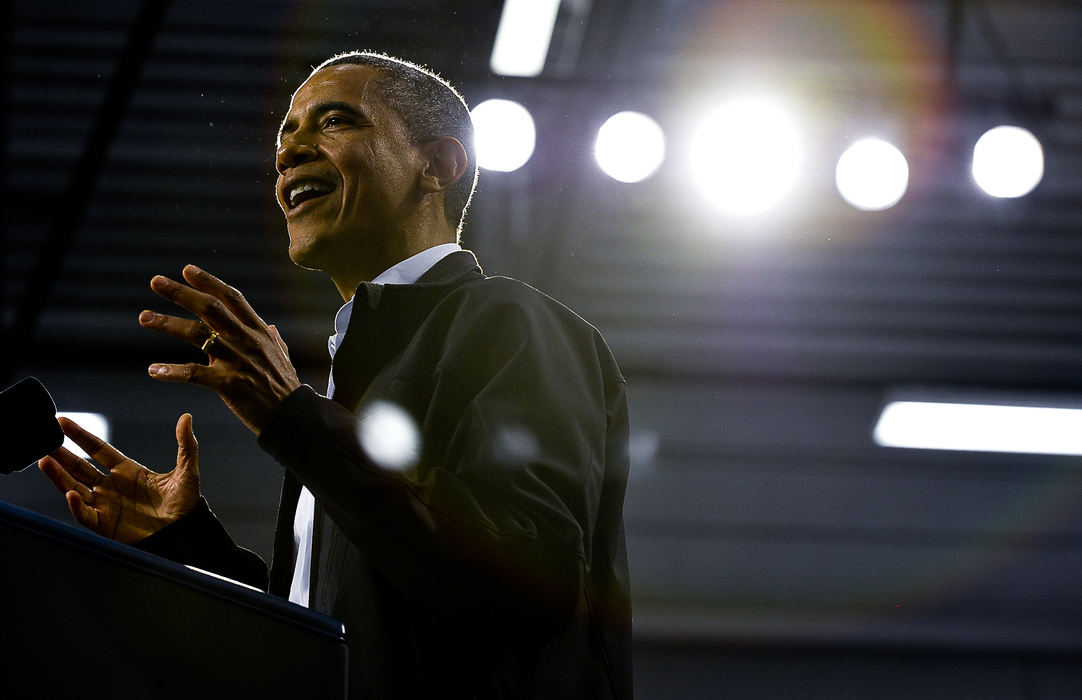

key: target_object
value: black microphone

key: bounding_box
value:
[0,377,65,474]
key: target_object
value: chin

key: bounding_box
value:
[287,236,326,272]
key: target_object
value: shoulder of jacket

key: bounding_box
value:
[457,274,567,310]
[440,274,610,343]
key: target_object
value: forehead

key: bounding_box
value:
[286,63,387,116]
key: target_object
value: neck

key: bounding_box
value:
[329,222,456,301]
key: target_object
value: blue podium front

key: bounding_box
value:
[0,500,348,699]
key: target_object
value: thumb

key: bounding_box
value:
[66,490,101,534]
[174,413,200,480]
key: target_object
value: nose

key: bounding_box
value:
[276,137,318,173]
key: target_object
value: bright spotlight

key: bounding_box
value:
[595,111,666,183]
[688,95,803,217]
[471,98,536,172]
[972,125,1044,198]
[835,138,909,211]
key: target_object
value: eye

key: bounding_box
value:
[323,115,349,129]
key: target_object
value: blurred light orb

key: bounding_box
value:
[595,111,666,183]
[359,401,419,472]
[835,138,909,211]
[471,98,536,172]
[972,125,1044,198]
[494,424,540,464]
[688,95,803,217]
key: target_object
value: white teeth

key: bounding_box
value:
[288,182,329,207]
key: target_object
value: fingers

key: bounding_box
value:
[40,453,100,531]
[148,273,237,334]
[65,490,101,532]
[56,416,130,470]
[268,324,290,359]
[148,361,213,386]
[182,264,265,329]
[138,310,212,349]
[142,266,266,355]
[41,445,102,487]
[38,453,96,502]
[182,264,242,304]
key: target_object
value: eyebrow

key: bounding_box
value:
[278,101,369,142]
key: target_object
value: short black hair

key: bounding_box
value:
[312,51,478,235]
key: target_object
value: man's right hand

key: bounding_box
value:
[38,414,202,544]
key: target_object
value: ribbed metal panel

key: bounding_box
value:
[5,0,1082,653]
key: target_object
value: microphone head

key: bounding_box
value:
[1,377,64,474]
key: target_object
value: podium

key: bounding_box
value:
[0,500,348,698]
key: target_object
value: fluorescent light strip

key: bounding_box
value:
[489,0,561,77]
[874,400,1082,456]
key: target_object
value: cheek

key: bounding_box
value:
[368,153,415,196]
[333,142,413,210]
[337,154,372,198]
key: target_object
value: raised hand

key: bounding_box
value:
[38,414,202,544]
[138,265,301,434]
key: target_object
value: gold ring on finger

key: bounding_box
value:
[201,330,220,354]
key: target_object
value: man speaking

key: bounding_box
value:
[38,51,631,699]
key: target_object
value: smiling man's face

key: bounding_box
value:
[275,63,423,285]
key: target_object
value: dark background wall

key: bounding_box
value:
[3,1,1082,697]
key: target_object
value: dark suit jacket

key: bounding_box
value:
[140,251,632,699]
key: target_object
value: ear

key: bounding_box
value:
[419,137,469,194]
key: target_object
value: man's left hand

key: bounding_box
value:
[139,264,301,434]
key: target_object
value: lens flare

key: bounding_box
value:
[358,401,420,472]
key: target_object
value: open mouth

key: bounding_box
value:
[285,179,334,209]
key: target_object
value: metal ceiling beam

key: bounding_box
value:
[4,0,170,381]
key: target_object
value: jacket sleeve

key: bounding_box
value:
[134,497,269,591]
[257,297,619,636]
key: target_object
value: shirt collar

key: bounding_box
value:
[329,242,462,357]
[370,242,462,286]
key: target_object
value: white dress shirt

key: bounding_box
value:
[289,243,462,607]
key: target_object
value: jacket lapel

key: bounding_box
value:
[329,250,482,413]
[304,250,483,607]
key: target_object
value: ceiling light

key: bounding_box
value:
[836,138,909,211]
[688,95,803,217]
[471,98,536,172]
[874,399,1082,456]
[972,125,1044,198]
[489,0,561,77]
[595,111,666,183]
